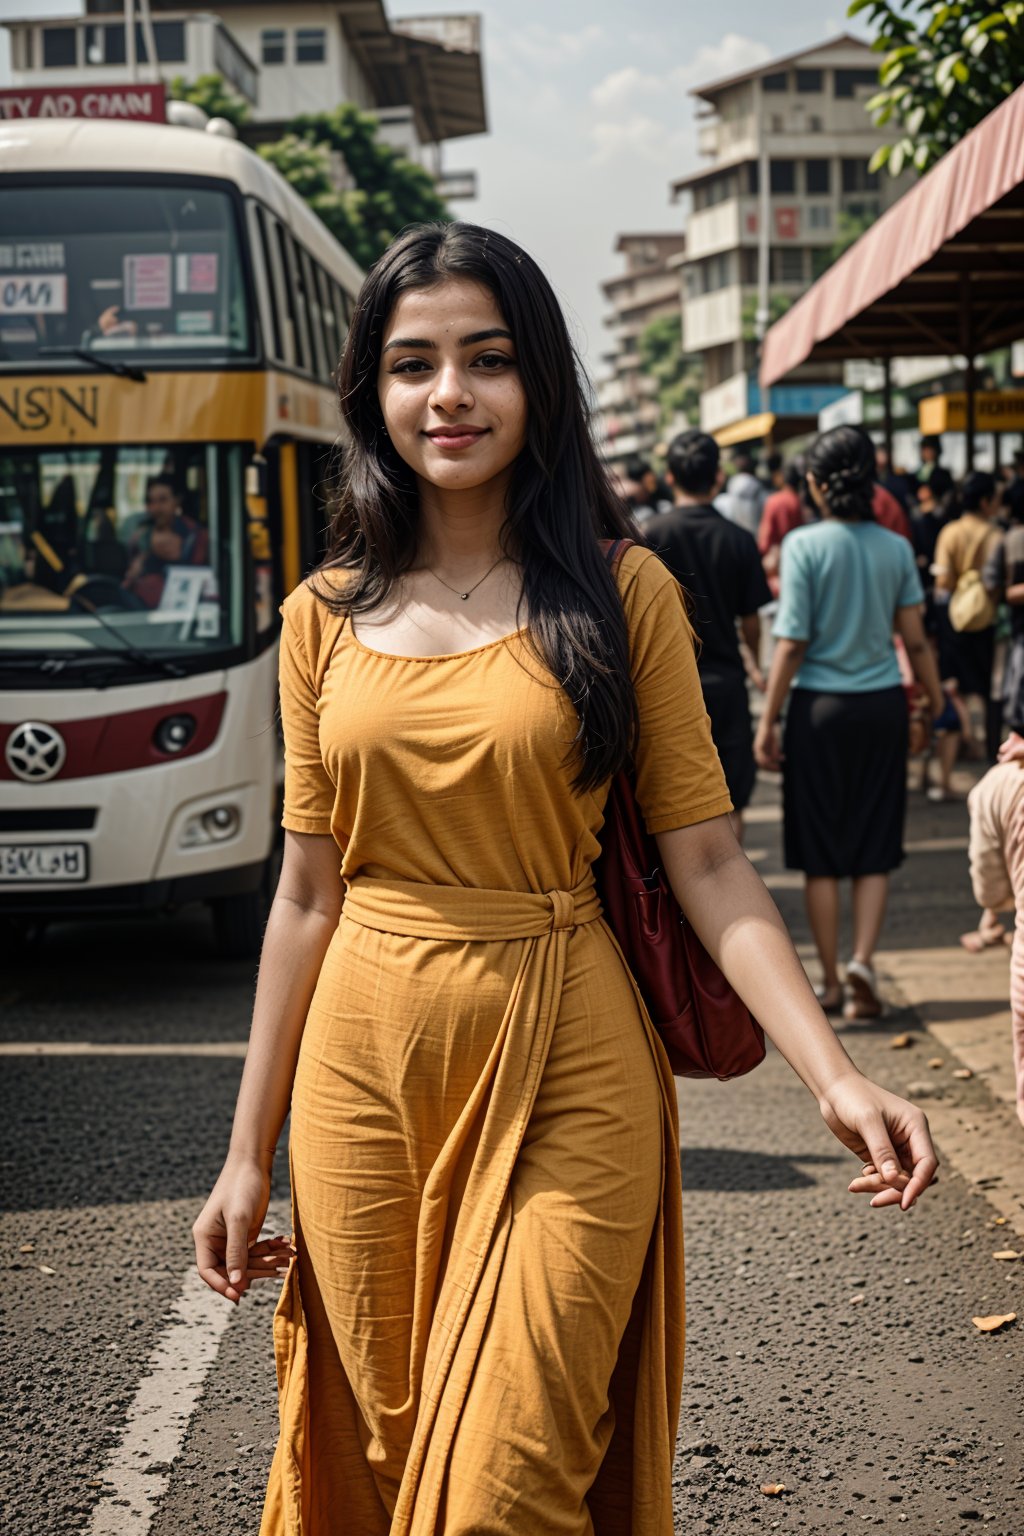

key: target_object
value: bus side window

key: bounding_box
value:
[333,280,351,349]
[274,222,306,373]
[298,245,328,382]
[314,261,339,381]
[247,201,282,363]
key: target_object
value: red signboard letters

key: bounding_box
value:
[775,206,800,240]
[0,84,167,124]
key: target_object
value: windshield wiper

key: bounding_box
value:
[37,346,147,383]
[63,588,186,678]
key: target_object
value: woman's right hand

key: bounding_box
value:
[754,718,782,771]
[193,1152,292,1304]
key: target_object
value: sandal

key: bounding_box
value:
[959,925,1012,954]
[843,959,883,1020]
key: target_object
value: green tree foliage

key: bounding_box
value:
[829,207,877,261]
[262,106,450,271]
[740,292,793,343]
[170,82,449,272]
[849,0,1024,176]
[636,314,702,431]
[168,74,250,130]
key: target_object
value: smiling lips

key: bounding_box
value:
[425,426,489,451]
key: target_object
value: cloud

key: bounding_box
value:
[589,115,691,168]
[670,33,773,93]
[590,66,665,114]
[491,22,606,72]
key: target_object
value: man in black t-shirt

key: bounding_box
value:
[645,429,772,838]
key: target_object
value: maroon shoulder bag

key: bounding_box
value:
[594,537,766,1080]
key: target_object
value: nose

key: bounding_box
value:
[429,362,474,416]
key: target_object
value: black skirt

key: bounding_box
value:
[937,607,994,698]
[782,686,908,878]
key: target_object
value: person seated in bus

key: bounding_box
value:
[123,475,209,608]
[84,505,129,582]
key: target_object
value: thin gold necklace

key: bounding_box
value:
[425,555,507,602]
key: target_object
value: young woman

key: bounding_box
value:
[194,228,938,1536]
[754,426,948,1022]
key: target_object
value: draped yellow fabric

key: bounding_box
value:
[261,547,733,1534]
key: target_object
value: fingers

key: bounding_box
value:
[194,1231,294,1304]
[897,1119,940,1210]
[861,1115,905,1191]
[224,1210,253,1302]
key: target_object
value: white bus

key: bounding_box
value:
[0,116,362,954]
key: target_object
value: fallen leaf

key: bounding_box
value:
[849,1293,865,1304]
[18,1243,34,1253]
[37,1264,56,1276]
[992,1251,1022,1261]
[971,1312,1016,1332]
[890,1033,914,1049]
[928,1058,944,1070]
[760,1483,787,1497]
[952,1068,974,1080]
[992,1217,1008,1226]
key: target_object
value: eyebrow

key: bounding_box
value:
[382,327,514,353]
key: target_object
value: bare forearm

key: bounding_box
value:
[903,635,943,715]
[661,836,858,1099]
[761,639,805,725]
[227,895,337,1166]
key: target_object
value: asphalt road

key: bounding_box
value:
[2,783,1022,1535]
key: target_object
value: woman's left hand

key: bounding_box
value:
[819,1072,938,1210]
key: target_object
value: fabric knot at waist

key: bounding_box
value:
[342,875,601,942]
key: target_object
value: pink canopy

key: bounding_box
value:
[760,85,1024,388]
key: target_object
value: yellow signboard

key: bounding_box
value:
[919,392,1024,436]
[0,370,340,446]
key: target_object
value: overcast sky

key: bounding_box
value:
[3,0,871,377]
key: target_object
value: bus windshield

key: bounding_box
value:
[0,443,248,668]
[0,183,252,365]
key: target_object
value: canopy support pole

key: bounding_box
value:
[882,356,893,462]
[960,273,977,471]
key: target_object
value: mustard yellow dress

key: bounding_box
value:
[261,545,732,1536]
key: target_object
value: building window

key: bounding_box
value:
[805,158,831,195]
[809,115,824,133]
[835,68,878,98]
[807,204,832,230]
[42,26,77,67]
[262,28,286,65]
[774,248,805,284]
[296,27,326,64]
[770,114,784,134]
[842,158,880,193]
[85,23,126,66]
[811,248,833,280]
[770,159,796,194]
[796,69,823,93]
[747,162,760,196]
[763,71,788,92]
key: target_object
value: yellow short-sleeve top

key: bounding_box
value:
[278,544,732,892]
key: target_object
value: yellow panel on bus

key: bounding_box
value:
[0,371,340,446]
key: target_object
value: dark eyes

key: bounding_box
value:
[389,352,514,375]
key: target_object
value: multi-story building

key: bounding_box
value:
[1,2,486,201]
[672,33,910,442]
[596,232,687,466]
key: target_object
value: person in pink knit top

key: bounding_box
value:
[965,750,1024,1128]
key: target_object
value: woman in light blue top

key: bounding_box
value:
[755,427,946,1020]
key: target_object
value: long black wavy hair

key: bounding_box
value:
[315,221,640,793]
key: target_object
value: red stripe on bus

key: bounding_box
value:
[0,694,227,781]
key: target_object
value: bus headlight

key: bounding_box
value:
[180,804,241,847]
[154,714,197,755]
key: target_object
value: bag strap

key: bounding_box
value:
[962,519,996,576]
[602,536,635,575]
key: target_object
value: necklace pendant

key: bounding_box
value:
[460,592,469,601]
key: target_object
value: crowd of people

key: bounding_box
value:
[630,424,1024,1128]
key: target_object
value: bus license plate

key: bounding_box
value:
[0,843,88,883]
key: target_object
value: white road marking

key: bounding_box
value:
[0,1041,247,1057]
[87,1200,289,1535]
